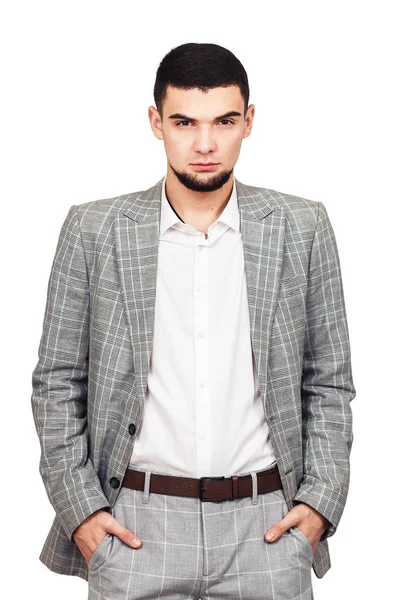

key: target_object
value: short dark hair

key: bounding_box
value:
[153,43,250,119]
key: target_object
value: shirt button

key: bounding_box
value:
[199,382,205,388]
[199,434,206,440]
[195,285,202,292]
[198,331,205,338]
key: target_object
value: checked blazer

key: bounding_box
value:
[31,176,356,581]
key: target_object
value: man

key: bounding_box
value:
[31,42,356,599]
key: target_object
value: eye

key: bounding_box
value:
[175,119,235,127]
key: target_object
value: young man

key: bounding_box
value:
[31,43,356,599]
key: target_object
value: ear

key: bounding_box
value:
[242,104,255,139]
[148,106,164,140]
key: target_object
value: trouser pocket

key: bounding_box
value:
[87,487,132,574]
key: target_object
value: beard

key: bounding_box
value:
[169,162,233,192]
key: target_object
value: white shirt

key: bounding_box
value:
[129,175,276,477]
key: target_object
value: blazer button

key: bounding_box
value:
[128,423,136,436]
[109,477,120,489]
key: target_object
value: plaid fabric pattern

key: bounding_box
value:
[87,468,314,599]
[31,177,356,582]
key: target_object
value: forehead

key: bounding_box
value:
[164,85,244,117]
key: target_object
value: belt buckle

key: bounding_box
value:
[199,475,226,502]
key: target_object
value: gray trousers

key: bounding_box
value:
[87,465,314,599]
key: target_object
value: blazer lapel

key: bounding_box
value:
[114,177,286,415]
[235,180,286,410]
[114,180,163,414]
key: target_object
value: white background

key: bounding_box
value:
[1,1,398,598]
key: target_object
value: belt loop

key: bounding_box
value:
[250,471,258,505]
[142,470,151,504]
[232,475,239,499]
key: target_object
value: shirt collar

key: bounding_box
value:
[160,175,240,237]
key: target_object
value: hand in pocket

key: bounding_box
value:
[72,508,142,565]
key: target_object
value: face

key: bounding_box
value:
[148,85,254,192]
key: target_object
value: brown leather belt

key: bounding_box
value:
[121,464,282,502]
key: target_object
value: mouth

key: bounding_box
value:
[191,163,219,171]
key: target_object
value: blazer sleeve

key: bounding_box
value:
[31,204,111,542]
[293,201,356,541]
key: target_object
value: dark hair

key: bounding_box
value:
[153,43,250,119]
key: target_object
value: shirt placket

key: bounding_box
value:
[193,237,212,476]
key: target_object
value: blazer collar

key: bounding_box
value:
[122,176,275,223]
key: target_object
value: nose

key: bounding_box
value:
[193,125,217,155]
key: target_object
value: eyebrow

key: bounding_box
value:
[168,111,242,122]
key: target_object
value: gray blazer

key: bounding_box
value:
[31,177,356,581]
